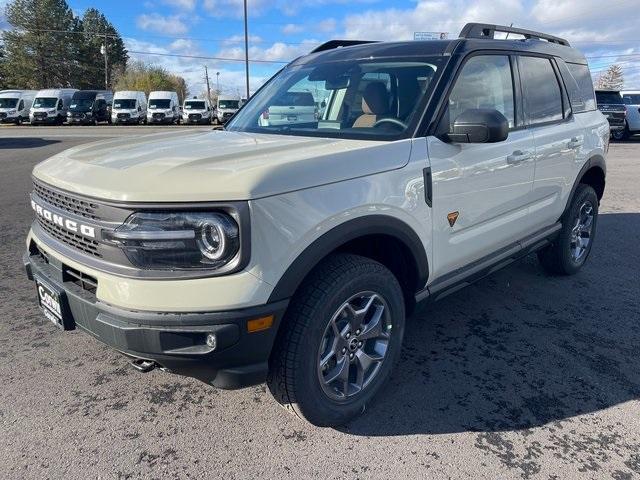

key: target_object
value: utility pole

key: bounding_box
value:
[243,0,250,100]
[204,65,212,103]
[216,72,220,96]
[101,32,108,89]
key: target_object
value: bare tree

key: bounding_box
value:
[596,64,624,90]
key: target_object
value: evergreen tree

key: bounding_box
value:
[78,8,128,89]
[1,0,76,88]
[596,64,625,90]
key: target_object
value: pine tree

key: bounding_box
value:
[1,0,76,88]
[596,64,624,90]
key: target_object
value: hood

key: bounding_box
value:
[32,130,411,202]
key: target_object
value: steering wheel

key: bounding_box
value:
[372,118,408,130]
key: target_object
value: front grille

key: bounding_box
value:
[33,181,100,220]
[34,113,47,119]
[189,113,202,121]
[37,217,101,257]
[0,112,6,119]
[223,112,233,118]
[153,113,165,120]
[117,113,130,120]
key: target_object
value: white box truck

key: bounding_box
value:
[30,89,77,125]
[147,91,180,125]
[0,90,38,124]
[112,91,148,125]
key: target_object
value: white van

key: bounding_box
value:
[214,95,241,124]
[182,97,213,125]
[112,91,148,125]
[30,89,77,125]
[147,91,180,125]
[0,90,38,124]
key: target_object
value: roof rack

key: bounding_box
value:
[310,40,379,53]
[459,23,570,47]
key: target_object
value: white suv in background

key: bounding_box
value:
[24,24,608,427]
[621,91,640,140]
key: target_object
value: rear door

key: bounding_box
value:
[427,54,536,277]
[519,55,581,228]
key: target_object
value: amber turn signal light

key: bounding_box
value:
[247,315,274,333]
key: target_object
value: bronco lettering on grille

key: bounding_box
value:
[31,199,96,239]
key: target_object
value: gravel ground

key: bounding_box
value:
[1,128,639,480]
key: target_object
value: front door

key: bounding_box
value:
[427,54,536,279]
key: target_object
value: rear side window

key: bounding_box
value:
[566,63,597,112]
[623,93,640,105]
[519,56,563,125]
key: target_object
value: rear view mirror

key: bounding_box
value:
[325,76,350,90]
[448,109,509,143]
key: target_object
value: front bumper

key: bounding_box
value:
[30,116,58,124]
[24,246,288,389]
[113,117,140,124]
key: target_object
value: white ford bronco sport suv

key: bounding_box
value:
[24,24,608,427]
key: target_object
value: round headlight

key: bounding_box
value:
[198,221,226,260]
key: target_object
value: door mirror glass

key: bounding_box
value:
[448,108,509,143]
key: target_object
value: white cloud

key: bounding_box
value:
[161,0,197,10]
[316,18,336,33]
[222,34,263,46]
[136,13,189,35]
[282,23,304,35]
[217,39,319,62]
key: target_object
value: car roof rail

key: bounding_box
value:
[459,23,570,47]
[310,40,379,53]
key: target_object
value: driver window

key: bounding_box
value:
[18,100,24,111]
[57,99,63,110]
[447,55,515,130]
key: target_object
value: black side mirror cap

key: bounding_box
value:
[448,108,509,143]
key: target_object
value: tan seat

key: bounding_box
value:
[353,82,389,128]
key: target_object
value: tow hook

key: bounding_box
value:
[130,358,157,373]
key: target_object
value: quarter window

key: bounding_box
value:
[520,56,564,124]
[567,63,597,112]
[447,55,515,129]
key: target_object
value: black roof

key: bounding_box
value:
[292,24,587,67]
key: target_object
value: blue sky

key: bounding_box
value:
[4,0,640,95]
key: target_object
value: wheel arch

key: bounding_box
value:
[266,215,430,309]
[564,155,606,216]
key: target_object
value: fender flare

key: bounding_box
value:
[267,215,430,303]
[563,155,606,216]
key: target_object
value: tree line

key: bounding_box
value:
[0,0,188,101]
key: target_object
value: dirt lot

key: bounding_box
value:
[1,127,639,479]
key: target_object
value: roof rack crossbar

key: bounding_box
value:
[310,39,379,53]
[459,23,570,47]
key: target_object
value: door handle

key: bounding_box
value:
[506,150,532,164]
[567,137,584,149]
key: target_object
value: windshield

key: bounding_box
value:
[623,94,640,105]
[218,100,239,109]
[149,99,171,109]
[184,101,205,110]
[0,98,18,108]
[70,98,94,110]
[33,97,57,108]
[114,99,137,109]
[227,58,442,140]
[596,91,623,105]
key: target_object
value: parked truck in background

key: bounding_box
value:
[30,89,77,125]
[595,89,626,140]
[112,91,148,125]
[620,90,640,140]
[214,96,240,124]
[0,90,37,124]
[147,91,180,125]
[67,90,113,125]
[182,97,213,124]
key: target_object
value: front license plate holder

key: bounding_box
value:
[35,276,75,331]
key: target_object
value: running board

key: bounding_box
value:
[415,223,561,303]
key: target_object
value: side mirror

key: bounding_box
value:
[448,109,509,144]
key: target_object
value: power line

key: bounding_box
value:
[127,49,288,64]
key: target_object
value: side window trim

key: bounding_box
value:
[517,54,570,129]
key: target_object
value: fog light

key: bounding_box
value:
[206,333,217,350]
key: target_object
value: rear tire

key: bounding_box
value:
[267,253,405,427]
[611,124,629,141]
[538,184,599,275]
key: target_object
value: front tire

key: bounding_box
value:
[611,125,629,142]
[267,253,405,427]
[538,184,599,275]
